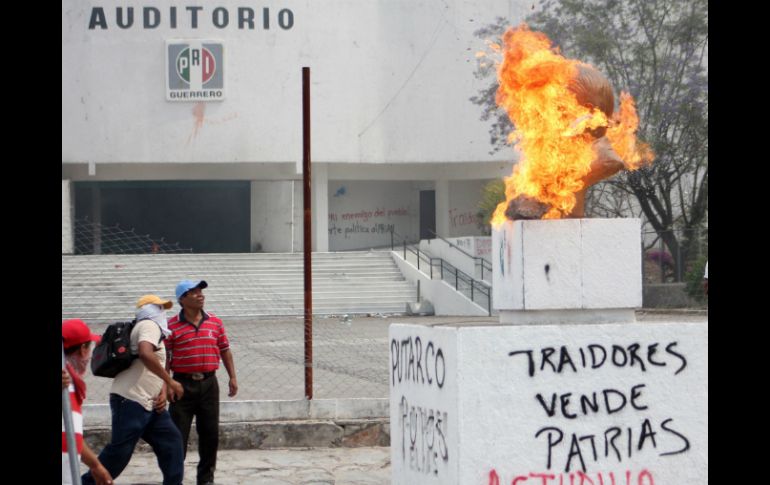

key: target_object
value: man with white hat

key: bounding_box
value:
[81,295,185,485]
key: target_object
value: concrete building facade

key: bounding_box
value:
[62,0,533,253]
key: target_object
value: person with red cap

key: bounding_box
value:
[62,319,113,485]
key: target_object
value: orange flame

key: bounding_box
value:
[490,25,653,227]
[606,92,654,170]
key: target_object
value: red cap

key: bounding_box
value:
[62,319,101,349]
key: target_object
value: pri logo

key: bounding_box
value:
[167,41,224,101]
[176,46,216,85]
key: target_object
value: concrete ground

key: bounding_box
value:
[110,446,391,485]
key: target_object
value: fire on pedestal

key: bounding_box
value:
[492,218,642,325]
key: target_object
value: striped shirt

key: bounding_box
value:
[167,310,230,373]
[62,384,83,484]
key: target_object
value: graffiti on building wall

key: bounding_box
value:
[455,238,471,250]
[449,208,479,229]
[328,206,408,240]
[453,236,491,258]
[476,237,491,257]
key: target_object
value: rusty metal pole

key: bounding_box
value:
[302,67,313,400]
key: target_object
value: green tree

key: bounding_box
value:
[471,0,708,275]
[476,179,505,235]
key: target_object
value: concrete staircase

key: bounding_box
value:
[62,251,417,321]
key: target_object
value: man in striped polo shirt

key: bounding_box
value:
[166,279,238,485]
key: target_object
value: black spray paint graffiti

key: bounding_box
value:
[535,417,690,473]
[508,341,687,378]
[534,383,649,419]
[399,395,449,475]
[505,340,692,474]
[391,336,446,389]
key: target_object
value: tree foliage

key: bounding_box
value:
[471,0,708,268]
[476,179,506,235]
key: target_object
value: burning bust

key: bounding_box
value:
[505,65,624,220]
[491,25,652,225]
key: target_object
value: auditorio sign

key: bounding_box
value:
[166,40,224,101]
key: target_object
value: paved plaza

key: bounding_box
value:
[110,446,391,485]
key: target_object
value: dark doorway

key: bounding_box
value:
[419,190,436,240]
[74,181,251,253]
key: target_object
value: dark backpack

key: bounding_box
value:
[91,319,167,378]
[91,320,137,378]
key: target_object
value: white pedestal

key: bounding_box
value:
[492,218,642,324]
[389,322,708,485]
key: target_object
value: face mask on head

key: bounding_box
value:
[136,304,172,338]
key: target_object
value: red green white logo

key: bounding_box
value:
[176,47,216,85]
[166,41,225,101]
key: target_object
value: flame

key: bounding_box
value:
[606,92,654,170]
[489,24,653,227]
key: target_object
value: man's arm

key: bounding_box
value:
[137,341,184,401]
[154,382,168,413]
[80,442,113,485]
[220,349,238,397]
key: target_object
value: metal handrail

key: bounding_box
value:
[391,229,420,251]
[426,229,493,280]
[395,238,491,316]
[436,258,491,316]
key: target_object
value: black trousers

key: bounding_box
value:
[169,375,219,485]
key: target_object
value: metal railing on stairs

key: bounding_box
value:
[390,230,491,316]
[427,229,493,281]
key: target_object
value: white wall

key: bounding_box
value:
[435,179,449,238]
[390,324,459,483]
[252,179,306,253]
[251,181,294,252]
[492,219,642,312]
[328,181,419,251]
[390,321,708,485]
[313,163,329,251]
[62,180,74,254]
[447,180,487,237]
[62,0,530,165]
[293,180,304,252]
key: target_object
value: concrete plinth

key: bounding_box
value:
[389,218,705,484]
[492,218,642,324]
[389,321,707,485]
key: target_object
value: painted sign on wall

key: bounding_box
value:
[447,179,487,238]
[328,181,416,250]
[166,40,225,101]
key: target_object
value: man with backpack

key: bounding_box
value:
[82,295,186,485]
